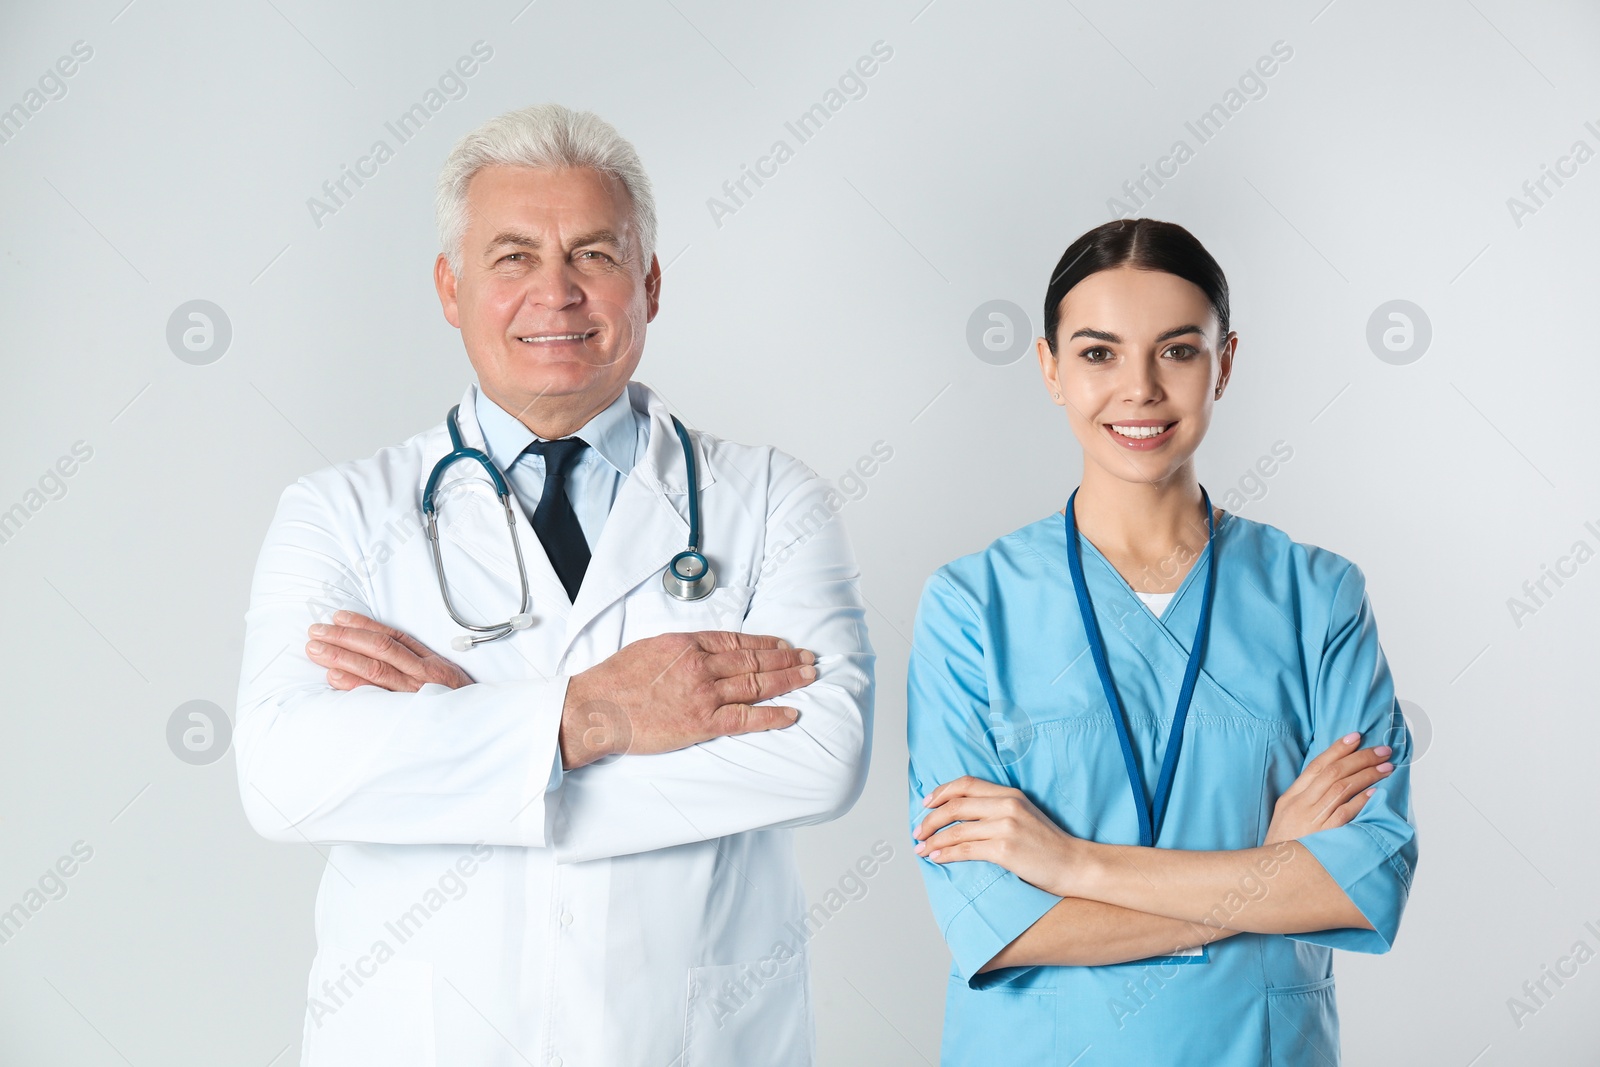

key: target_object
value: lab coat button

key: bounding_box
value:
[560,911,574,925]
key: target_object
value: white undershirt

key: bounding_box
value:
[1136,590,1175,616]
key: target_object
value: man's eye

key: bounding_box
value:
[578,250,612,262]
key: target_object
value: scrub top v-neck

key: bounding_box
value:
[906,509,1418,1067]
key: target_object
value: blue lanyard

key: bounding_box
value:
[1064,488,1218,848]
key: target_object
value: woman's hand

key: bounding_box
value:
[1264,733,1393,844]
[913,776,1079,897]
[305,610,474,692]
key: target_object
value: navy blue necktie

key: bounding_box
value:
[520,437,591,602]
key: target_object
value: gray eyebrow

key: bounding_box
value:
[485,228,625,253]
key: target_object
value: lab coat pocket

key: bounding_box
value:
[302,958,436,1067]
[624,580,753,642]
[942,974,1057,1066]
[1266,975,1339,1067]
[683,951,812,1067]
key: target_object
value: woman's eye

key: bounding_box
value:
[1165,344,1198,360]
[1079,347,1112,363]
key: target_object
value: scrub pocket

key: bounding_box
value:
[1266,975,1339,1067]
[301,958,436,1067]
[683,952,812,1067]
[941,974,1057,1066]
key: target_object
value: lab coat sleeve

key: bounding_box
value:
[1291,563,1419,953]
[907,572,1062,988]
[546,452,874,864]
[234,476,567,847]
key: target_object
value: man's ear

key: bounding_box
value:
[644,253,662,323]
[435,254,462,328]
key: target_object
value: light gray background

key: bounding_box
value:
[2,0,1597,1063]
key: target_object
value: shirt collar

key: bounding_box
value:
[473,385,640,477]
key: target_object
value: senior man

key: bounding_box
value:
[235,103,874,1067]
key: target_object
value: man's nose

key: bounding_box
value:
[524,260,583,309]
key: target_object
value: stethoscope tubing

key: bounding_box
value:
[422,403,715,648]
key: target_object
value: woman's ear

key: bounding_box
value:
[1037,336,1063,404]
[1214,330,1237,399]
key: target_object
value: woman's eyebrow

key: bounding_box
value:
[1067,324,1207,343]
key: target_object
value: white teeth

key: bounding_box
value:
[518,332,592,342]
[1110,423,1171,439]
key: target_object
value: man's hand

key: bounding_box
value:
[559,631,816,770]
[306,611,474,691]
[1264,733,1393,844]
[304,613,817,772]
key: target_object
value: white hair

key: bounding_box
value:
[435,103,657,277]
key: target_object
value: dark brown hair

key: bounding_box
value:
[1043,219,1230,355]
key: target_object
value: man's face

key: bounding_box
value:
[435,164,660,423]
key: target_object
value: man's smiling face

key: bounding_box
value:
[435,164,660,432]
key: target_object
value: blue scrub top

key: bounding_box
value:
[907,510,1418,1067]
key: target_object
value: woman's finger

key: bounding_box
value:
[914,797,978,840]
[925,840,989,865]
[1308,759,1394,824]
[918,821,981,854]
[915,795,1011,840]
[923,776,1011,809]
[1327,788,1375,828]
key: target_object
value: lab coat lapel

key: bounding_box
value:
[417,385,571,627]
[559,382,718,647]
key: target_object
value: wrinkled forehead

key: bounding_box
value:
[462,164,638,249]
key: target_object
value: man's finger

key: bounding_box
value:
[701,646,814,678]
[311,624,425,678]
[331,610,440,661]
[708,702,800,737]
[694,630,792,653]
[328,668,379,691]
[307,640,416,692]
[711,663,816,706]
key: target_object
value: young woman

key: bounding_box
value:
[907,219,1417,1066]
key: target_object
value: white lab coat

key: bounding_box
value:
[234,380,875,1067]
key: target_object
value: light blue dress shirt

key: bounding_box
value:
[473,384,649,547]
[474,384,649,796]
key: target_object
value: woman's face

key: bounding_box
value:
[1037,265,1236,489]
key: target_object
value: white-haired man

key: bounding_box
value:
[235,103,874,1067]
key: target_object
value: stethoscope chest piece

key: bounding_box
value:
[663,549,716,600]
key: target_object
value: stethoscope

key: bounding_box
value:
[421,404,715,651]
